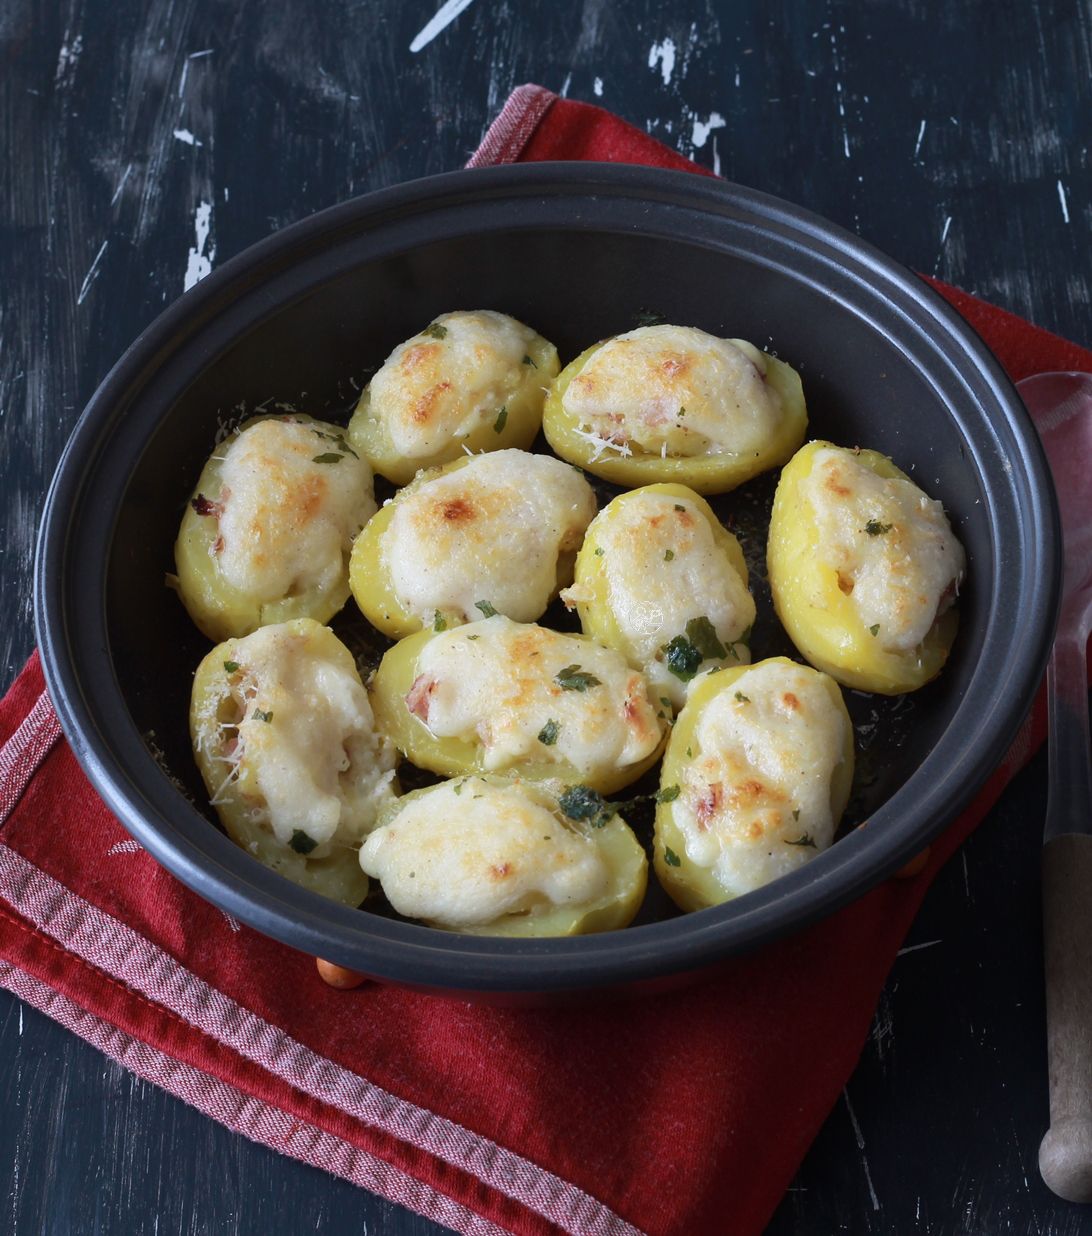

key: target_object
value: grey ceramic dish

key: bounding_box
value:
[35,162,1060,1004]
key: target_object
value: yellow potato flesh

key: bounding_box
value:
[189,619,385,907]
[567,482,751,679]
[370,626,668,795]
[766,440,959,694]
[368,776,647,937]
[347,330,559,486]
[542,339,806,494]
[173,414,362,643]
[653,658,854,913]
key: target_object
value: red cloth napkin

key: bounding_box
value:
[2,87,1091,1236]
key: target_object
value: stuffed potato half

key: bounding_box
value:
[189,619,399,906]
[174,414,376,643]
[347,311,560,485]
[562,483,755,709]
[654,658,854,913]
[360,776,647,936]
[370,616,670,794]
[767,441,965,694]
[542,326,807,493]
[349,449,597,639]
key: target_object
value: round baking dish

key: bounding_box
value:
[35,163,1060,1004]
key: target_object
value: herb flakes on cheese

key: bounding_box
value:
[799,447,966,654]
[560,324,783,458]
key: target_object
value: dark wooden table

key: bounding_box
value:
[2,1,1091,1232]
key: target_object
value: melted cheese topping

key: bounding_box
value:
[563,491,755,708]
[560,325,782,458]
[671,662,846,895]
[407,616,665,777]
[215,418,375,601]
[359,779,608,926]
[382,450,596,624]
[799,448,966,653]
[207,625,397,853]
[369,311,538,459]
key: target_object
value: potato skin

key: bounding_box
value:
[767,440,959,694]
[567,481,749,669]
[174,414,366,643]
[367,776,647,937]
[652,658,854,912]
[542,339,806,493]
[347,328,559,486]
[189,620,378,906]
[370,626,668,795]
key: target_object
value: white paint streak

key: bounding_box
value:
[897,939,943,956]
[55,30,83,84]
[409,0,478,53]
[914,119,926,158]
[593,76,603,96]
[173,128,201,146]
[76,240,108,307]
[559,72,572,98]
[691,111,726,149]
[941,215,952,243]
[844,1090,881,1210]
[178,58,189,98]
[1058,179,1070,223]
[110,163,132,206]
[712,134,721,176]
[184,201,214,292]
[648,38,676,86]
[189,48,214,58]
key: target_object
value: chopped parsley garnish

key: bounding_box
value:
[677,407,686,418]
[493,404,508,434]
[662,616,731,681]
[688,617,727,660]
[660,697,671,707]
[870,624,880,636]
[674,503,686,511]
[734,691,750,703]
[409,871,415,878]
[556,664,602,691]
[311,452,344,464]
[664,549,675,561]
[594,546,604,556]
[663,846,681,867]
[686,746,693,758]
[423,322,447,340]
[311,428,358,458]
[537,719,560,746]
[433,613,447,632]
[792,808,800,821]
[633,308,668,328]
[223,661,240,674]
[785,832,817,849]
[558,785,616,827]
[559,782,680,829]
[289,830,317,854]
[863,519,893,536]
[466,633,479,640]
[522,354,536,367]
[662,635,704,681]
[475,600,498,618]
[252,709,273,723]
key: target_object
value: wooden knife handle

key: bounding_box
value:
[1040,832,1092,1201]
